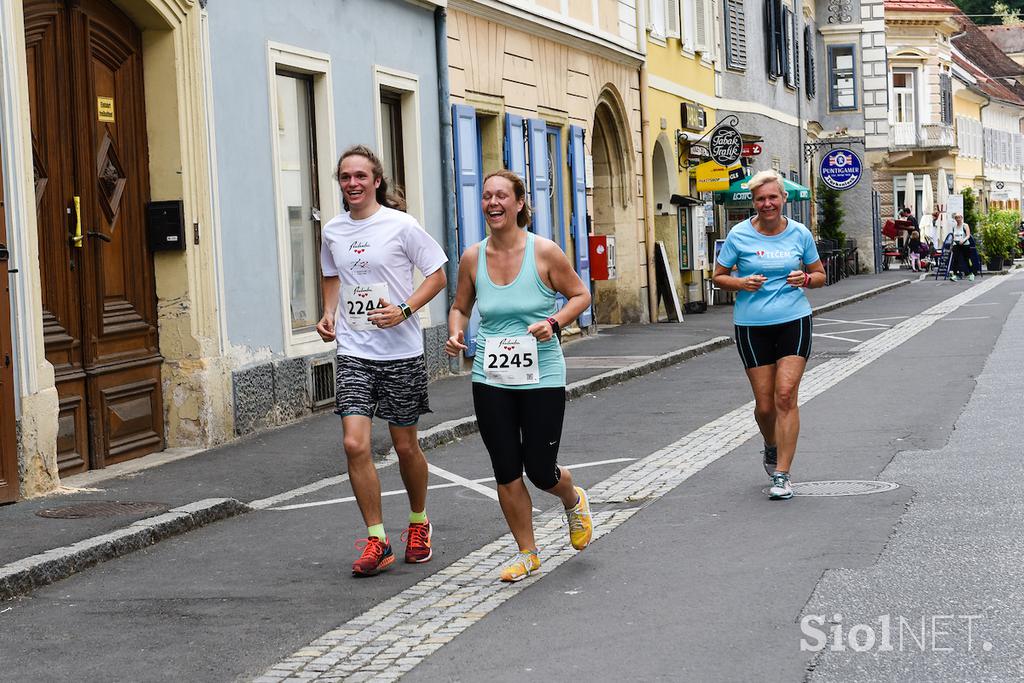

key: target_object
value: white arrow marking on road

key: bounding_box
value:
[266,457,637,511]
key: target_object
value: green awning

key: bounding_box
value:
[714,177,811,205]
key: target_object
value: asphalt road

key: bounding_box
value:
[1,273,1021,682]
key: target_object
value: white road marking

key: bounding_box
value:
[961,302,998,306]
[426,463,501,504]
[814,316,905,328]
[941,316,990,321]
[262,272,1018,681]
[267,458,637,511]
[812,333,866,343]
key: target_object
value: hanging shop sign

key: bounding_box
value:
[741,143,763,157]
[681,103,707,132]
[818,148,863,191]
[710,126,742,166]
[695,161,732,192]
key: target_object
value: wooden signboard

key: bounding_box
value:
[654,241,683,322]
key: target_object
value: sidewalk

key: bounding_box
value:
[0,270,915,600]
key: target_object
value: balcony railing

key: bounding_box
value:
[889,122,956,150]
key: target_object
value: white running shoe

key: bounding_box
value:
[768,471,793,500]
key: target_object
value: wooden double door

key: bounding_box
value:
[25,0,164,476]
[1,161,18,503]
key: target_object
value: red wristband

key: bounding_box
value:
[803,272,811,288]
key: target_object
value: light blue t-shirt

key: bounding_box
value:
[716,218,820,326]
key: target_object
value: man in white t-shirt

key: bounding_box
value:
[316,145,447,577]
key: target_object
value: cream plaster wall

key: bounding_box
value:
[448,7,647,323]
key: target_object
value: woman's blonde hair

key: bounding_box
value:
[747,169,788,199]
[483,170,532,228]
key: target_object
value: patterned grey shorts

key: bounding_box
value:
[335,354,431,426]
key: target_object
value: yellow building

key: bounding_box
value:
[643,0,718,314]
[951,61,985,205]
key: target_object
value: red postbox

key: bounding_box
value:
[589,235,617,280]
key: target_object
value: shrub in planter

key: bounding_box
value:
[978,209,1020,271]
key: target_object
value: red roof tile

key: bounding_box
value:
[979,25,1024,54]
[953,17,1024,78]
[885,0,958,12]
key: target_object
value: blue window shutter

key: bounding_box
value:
[568,125,592,327]
[504,114,527,183]
[527,119,552,239]
[452,103,483,355]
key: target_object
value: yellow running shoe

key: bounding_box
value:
[566,486,593,550]
[499,550,541,583]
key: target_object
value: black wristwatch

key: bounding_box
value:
[398,302,413,320]
[546,317,560,336]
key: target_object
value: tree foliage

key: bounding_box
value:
[816,185,847,245]
[952,0,1024,24]
[961,188,983,236]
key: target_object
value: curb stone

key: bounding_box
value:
[0,498,248,601]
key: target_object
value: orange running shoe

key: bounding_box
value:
[402,520,433,563]
[352,537,395,576]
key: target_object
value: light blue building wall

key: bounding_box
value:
[206,0,449,433]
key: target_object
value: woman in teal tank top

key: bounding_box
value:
[446,170,594,583]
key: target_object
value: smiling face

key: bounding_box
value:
[338,154,381,215]
[481,175,524,231]
[752,180,786,222]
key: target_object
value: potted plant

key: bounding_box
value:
[977,209,1020,271]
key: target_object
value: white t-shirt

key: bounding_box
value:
[320,206,448,360]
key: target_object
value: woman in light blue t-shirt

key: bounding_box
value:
[712,170,826,500]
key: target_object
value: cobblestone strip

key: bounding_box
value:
[255,508,639,683]
[258,275,1014,681]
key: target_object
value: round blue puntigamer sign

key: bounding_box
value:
[819,148,863,191]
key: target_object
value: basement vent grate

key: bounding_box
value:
[309,359,336,409]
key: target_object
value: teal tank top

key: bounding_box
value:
[472,232,566,389]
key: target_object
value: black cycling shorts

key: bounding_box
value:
[472,383,565,489]
[734,315,813,369]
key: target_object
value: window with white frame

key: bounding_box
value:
[268,43,338,354]
[892,70,916,124]
[374,67,425,223]
[690,0,713,56]
[379,90,406,193]
[827,45,857,110]
[275,69,321,335]
[648,0,679,39]
[682,0,695,51]
[956,116,981,158]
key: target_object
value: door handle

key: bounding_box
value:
[71,196,83,248]
[87,231,112,243]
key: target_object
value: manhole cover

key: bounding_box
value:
[783,480,900,497]
[35,501,170,519]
